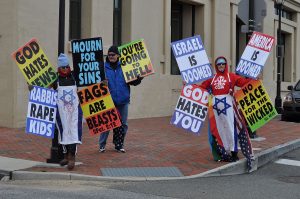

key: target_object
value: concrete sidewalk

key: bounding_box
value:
[0,116,299,181]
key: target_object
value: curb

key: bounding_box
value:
[200,138,300,177]
[10,138,300,182]
[0,170,12,182]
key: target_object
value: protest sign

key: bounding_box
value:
[171,85,209,135]
[71,37,105,87]
[77,82,122,135]
[236,32,275,79]
[171,35,213,84]
[11,38,57,88]
[119,39,154,83]
[234,80,277,132]
[26,86,57,138]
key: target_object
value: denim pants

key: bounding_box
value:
[99,103,129,148]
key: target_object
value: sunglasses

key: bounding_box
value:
[216,63,226,66]
[60,66,70,69]
[108,53,117,57]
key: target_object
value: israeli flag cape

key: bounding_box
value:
[56,84,82,145]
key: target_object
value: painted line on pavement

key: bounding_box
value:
[250,137,266,142]
[275,159,300,167]
[238,147,262,151]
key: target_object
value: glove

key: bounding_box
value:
[128,76,143,86]
[137,75,144,81]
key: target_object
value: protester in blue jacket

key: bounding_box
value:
[99,46,143,153]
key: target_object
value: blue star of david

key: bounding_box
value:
[213,97,231,116]
[60,90,76,106]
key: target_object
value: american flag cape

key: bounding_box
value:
[207,95,254,171]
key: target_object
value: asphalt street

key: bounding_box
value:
[1,148,299,199]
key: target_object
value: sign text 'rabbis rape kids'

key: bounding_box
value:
[236,32,275,79]
[171,35,213,85]
[171,85,209,135]
[77,82,122,135]
[71,37,105,87]
[234,80,277,132]
[119,39,154,83]
[26,86,57,138]
[11,38,57,88]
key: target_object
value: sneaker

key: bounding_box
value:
[115,148,126,153]
[99,147,106,153]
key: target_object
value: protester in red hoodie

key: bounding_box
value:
[200,56,253,163]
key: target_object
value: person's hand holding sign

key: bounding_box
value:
[102,79,108,87]
[128,75,143,86]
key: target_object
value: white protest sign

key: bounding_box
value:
[171,35,213,84]
[171,85,209,135]
[236,31,275,79]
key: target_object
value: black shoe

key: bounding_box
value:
[231,151,239,162]
[249,130,258,139]
[115,148,126,153]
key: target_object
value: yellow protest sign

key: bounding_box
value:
[119,39,154,83]
[11,38,57,88]
[80,95,115,118]
[234,80,277,132]
[77,82,122,136]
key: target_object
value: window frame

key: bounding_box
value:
[170,1,196,75]
[113,0,122,46]
[69,0,82,40]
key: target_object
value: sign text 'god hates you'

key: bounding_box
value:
[234,80,277,132]
[236,32,275,79]
[26,86,57,138]
[171,35,213,85]
[11,38,57,88]
[72,37,105,87]
[119,39,154,83]
[171,85,209,135]
[77,82,122,135]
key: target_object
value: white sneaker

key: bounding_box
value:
[99,147,105,153]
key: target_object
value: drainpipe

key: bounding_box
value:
[47,0,65,163]
[247,0,255,43]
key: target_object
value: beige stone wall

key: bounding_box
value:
[15,0,59,128]
[0,0,59,128]
[90,0,114,52]
[125,0,241,119]
[0,0,16,127]
[1,0,300,127]
[263,0,300,101]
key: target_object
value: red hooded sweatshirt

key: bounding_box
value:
[200,56,250,95]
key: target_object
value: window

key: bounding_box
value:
[113,0,122,46]
[280,32,292,82]
[69,0,81,40]
[275,6,295,21]
[171,1,196,75]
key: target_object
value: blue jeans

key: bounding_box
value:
[99,103,129,148]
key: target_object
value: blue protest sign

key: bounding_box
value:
[26,86,57,138]
[236,32,275,79]
[171,35,213,84]
[171,85,209,135]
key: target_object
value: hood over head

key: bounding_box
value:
[214,56,228,74]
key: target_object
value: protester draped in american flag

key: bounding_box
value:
[199,56,254,171]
